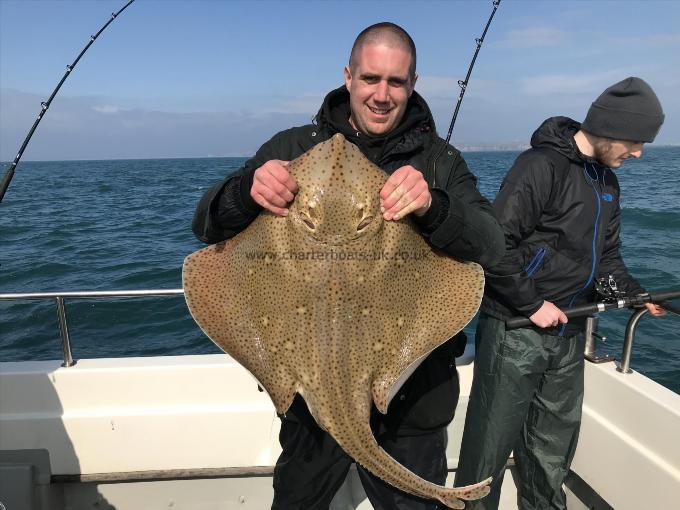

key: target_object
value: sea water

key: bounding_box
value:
[1,148,678,394]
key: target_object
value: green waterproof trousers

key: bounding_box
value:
[454,313,585,510]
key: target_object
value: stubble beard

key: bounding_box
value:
[592,140,621,169]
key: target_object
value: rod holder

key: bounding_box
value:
[618,307,650,374]
[584,316,614,364]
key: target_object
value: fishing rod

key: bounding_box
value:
[0,0,136,203]
[505,288,680,329]
[444,0,501,144]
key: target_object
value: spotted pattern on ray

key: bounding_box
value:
[183,133,490,508]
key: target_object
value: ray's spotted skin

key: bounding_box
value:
[183,134,490,508]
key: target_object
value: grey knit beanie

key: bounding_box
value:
[581,77,664,143]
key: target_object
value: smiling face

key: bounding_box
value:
[593,138,644,168]
[343,43,417,137]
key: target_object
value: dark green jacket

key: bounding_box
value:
[192,86,504,269]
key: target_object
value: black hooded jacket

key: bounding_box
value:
[482,116,644,335]
[192,86,504,268]
[190,86,504,434]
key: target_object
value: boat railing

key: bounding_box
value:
[619,307,654,374]
[0,288,677,373]
[0,289,184,367]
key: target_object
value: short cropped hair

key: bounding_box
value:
[349,22,417,78]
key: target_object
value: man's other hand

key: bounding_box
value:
[529,301,568,329]
[379,165,432,221]
[645,303,666,316]
[251,160,298,216]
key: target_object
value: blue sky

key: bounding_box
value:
[1,0,679,160]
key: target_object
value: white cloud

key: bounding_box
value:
[270,93,325,115]
[0,89,310,160]
[500,27,568,49]
[414,76,459,97]
[416,76,500,101]
[3,71,679,161]
[518,70,632,97]
[92,104,128,114]
[607,33,680,48]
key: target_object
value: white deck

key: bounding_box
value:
[1,347,679,509]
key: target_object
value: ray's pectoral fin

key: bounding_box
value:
[264,366,299,415]
[370,350,431,415]
[371,376,395,415]
[268,382,298,415]
[355,247,484,418]
[182,229,302,416]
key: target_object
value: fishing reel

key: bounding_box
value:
[594,274,626,303]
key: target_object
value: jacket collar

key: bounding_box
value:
[531,116,602,167]
[315,86,436,163]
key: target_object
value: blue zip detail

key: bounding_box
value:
[559,164,602,336]
[524,247,546,277]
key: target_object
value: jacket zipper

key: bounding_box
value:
[559,164,602,335]
[524,247,546,277]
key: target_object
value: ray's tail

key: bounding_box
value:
[328,419,491,509]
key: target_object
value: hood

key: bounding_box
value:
[530,116,598,165]
[314,86,435,163]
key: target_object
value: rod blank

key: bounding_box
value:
[0,0,135,203]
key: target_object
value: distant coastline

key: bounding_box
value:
[457,143,530,152]
[457,143,680,153]
[3,144,679,164]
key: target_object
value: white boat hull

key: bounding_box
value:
[1,347,679,509]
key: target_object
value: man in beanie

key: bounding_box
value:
[454,77,665,509]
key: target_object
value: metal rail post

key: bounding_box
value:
[55,297,74,367]
[618,307,649,374]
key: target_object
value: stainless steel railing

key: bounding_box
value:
[619,307,651,374]
[0,289,184,367]
[583,316,614,364]
[584,305,678,374]
[1,289,676,372]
